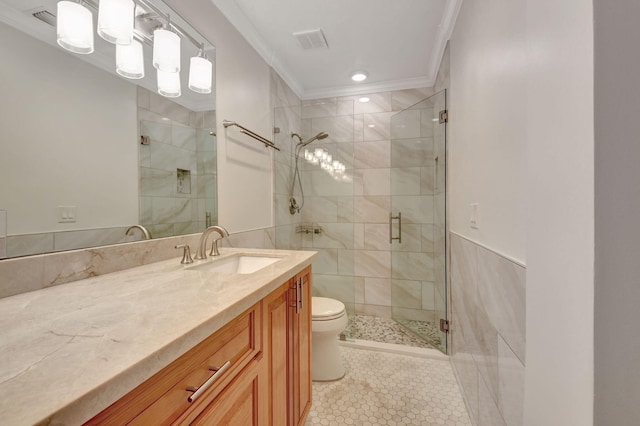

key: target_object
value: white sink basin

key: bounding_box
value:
[187,254,282,274]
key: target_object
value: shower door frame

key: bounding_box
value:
[389,89,449,354]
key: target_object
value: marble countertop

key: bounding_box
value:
[0,248,316,425]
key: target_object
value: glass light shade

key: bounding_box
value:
[153,28,180,73]
[157,69,181,98]
[97,0,134,44]
[57,1,94,54]
[188,56,213,94]
[116,40,144,79]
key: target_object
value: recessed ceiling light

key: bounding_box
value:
[358,97,370,103]
[351,72,368,82]
[367,124,375,128]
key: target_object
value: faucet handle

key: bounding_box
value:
[208,238,222,257]
[175,244,194,264]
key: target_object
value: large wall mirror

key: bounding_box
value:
[0,0,217,259]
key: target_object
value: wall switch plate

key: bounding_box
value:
[58,205,77,223]
[470,203,479,229]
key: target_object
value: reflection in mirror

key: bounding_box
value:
[0,0,216,259]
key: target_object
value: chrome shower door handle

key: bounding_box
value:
[389,212,402,244]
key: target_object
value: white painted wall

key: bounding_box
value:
[448,0,527,263]
[524,0,594,424]
[450,0,595,423]
[594,0,640,424]
[0,22,138,235]
[167,0,274,234]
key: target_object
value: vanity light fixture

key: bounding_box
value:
[116,39,145,79]
[351,71,368,82]
[358,96,370,103]
[153,22,181,73]
[56,1,94,54]
[55,0,213,99]
[188,46,213,94]
[157,69,181,97]
[97,0,134,44]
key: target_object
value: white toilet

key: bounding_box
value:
[311,297,348,381]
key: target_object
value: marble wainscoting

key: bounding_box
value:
[6,226,148,258]
[0,227,277,299]
[0,210,6,259]
[450,233,525,426]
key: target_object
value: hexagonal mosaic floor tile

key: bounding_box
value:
[305,346,471,426]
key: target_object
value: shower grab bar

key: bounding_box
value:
[223,120,280,151]
[389,212,402,244]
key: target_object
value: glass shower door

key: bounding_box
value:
[390,90,447,353]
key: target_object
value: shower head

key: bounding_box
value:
[300,132,329,147]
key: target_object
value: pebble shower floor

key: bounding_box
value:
[305,346,471,426]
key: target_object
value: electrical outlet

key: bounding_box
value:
[58,205,77,223]
[470,203,479,229]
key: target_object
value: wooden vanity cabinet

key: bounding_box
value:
[85,303,264,426]
[265,266,312,426]
[85,265,312,426]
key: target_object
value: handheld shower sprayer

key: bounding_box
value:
[291,132,329,147]
[289,131,329,214]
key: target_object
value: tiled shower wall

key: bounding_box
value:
[287,87,440,320]
[138,87,217,239]
[450,233,526,426]
[0,210,6,259]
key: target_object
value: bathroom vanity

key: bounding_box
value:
[0,248,315,425]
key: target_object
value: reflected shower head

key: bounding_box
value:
[300,132,329,146]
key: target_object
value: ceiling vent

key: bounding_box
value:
[32,9,56,27]
[293,29,328,50]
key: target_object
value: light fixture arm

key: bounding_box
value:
[136,0,205,51]
[80,0,208,52]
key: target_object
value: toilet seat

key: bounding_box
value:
[312,297,346,321]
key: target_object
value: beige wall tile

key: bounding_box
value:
[355,250,391,278]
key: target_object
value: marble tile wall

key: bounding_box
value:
[0,210,6,259]
[271,69,303,252]
[450,232,525,426]
[6,226,146,258]
[138,87,217,239]
[293,87,446,322]
[0,225,277,300]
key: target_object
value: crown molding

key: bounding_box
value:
[213,0,463,101]
[299,76,433,100]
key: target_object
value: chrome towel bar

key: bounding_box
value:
[223,120,280,151]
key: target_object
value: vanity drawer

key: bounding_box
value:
[85,303,262,426]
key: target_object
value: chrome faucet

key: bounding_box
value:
[195,226,230,259]
[125,225,152,240]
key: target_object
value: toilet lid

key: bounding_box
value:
[312,297,346,321]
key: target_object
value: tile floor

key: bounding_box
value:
[305,346,471,426]
[343,315,440,350]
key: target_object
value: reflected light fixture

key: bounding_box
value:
[351,71,367,82]
[358,96,370,103]
[116,39,144,79]
[157,69,181,97]
[188,46,213,94]
[153,23,180,73]
[56,1,94,54]
[97,0,134,44]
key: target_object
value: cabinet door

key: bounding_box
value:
[289,267,312,426]
[189,358,267,426]
[265,281,289,425]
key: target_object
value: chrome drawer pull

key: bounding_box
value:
[186,360,231,403]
